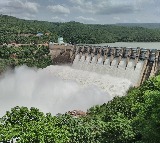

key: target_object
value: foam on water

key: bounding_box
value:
[0,63,132,117]
[44,65,132,96]
[73,54,144,85]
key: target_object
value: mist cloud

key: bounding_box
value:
[0,65,132,117]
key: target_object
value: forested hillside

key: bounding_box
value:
[0,45,52,73]
[1,75,160,142]
[116,23,160,29]
[1,15,160,44]
[1,14,160,143]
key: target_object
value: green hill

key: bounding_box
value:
[1,14,160,44]
[1,14,160,143]
[116,23,160,29]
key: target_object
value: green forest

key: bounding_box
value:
[1,14,160,142]
[0,45,52,73]
[1,14,160,44]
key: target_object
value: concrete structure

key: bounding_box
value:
[51,44,160,86]
[73,45,160,86]
[49,43,75,64]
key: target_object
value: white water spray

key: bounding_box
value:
[0,63,132,117]
[73,54,144,85]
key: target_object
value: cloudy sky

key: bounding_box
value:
[0,0,160,24]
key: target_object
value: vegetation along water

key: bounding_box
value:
[0,15,160,143]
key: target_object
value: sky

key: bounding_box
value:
[0,0,160,24]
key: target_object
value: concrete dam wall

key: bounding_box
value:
[51,45,160,86]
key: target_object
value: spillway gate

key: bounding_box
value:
[51,44,160,86]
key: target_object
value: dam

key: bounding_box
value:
[51,45,160,86]
[1,44,159,117]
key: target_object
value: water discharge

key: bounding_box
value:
[73,54,144,85]
[0,64,132,117]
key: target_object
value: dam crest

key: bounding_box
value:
[51,45,160,86]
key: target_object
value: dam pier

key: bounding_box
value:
[50,45,160,86]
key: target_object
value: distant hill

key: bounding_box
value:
[116,23,160,29]
[1,14,160,44]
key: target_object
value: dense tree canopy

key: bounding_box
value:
[0,45,52,73]
[1,15,160,45]
[1,14,160,143]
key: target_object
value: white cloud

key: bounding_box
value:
[70,0,157,15]
[52,16,65,22]
[113,16,121,21]
[69,0,84,6]
[0,7,8,14]
[48,5,70,15]
[0,0,160,24]
[71,0,94,14]
[76,16,96,22]
[24,1,39,13]
[0,0,8,6]
[22,13,36,20]
[0,0,39,17]
[98,6,135,15]
[8,0,39,13]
